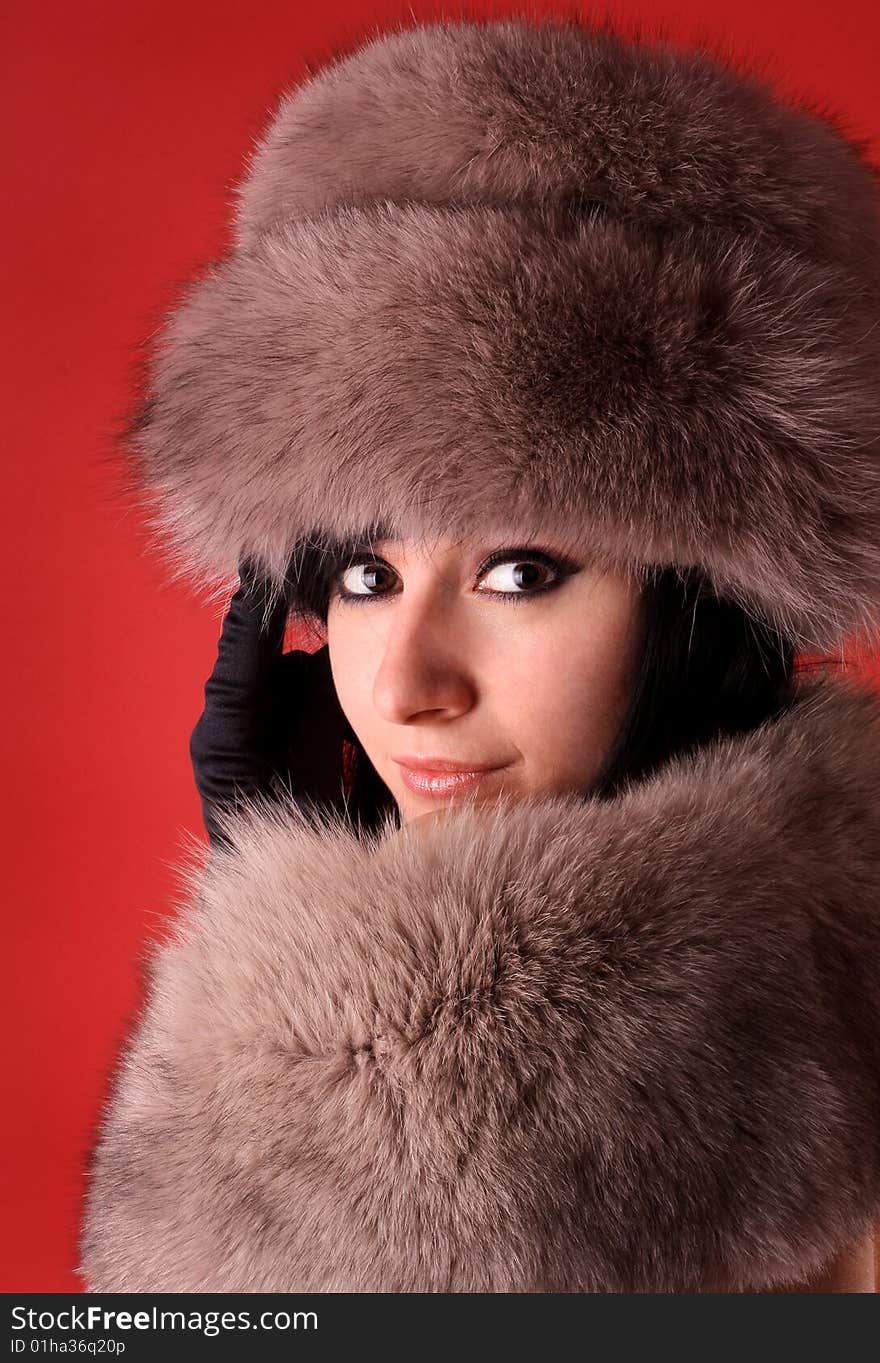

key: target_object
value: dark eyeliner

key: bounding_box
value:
[475,545,580,578]
[330,551,398,605]
[331,545,581,604]
[473,545,581,602]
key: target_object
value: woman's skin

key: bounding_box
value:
[325,527,646,827]
[325,525,877,1292]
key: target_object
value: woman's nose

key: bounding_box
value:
[371,603,476,725]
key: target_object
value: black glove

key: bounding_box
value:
[189,556,352,850]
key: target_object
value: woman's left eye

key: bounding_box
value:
[476,558,557,595]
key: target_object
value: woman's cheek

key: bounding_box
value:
[328,619,385,757]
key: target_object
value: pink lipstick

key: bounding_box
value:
[393,758,507,798]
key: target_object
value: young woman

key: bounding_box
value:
[80,16,880,1292]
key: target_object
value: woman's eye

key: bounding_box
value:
[476,559,555,595]
[337,562,399,597]
[332,549,572,604]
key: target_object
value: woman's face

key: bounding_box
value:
[326,528,645,826]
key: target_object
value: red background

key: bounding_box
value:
[3,0,879,1291]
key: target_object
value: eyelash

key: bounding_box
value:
[330,546,580,606]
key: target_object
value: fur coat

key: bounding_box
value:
[79,668,880,1292]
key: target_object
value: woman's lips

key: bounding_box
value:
[395,764,506,798]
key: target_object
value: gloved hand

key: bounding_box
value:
[189,556,353,850]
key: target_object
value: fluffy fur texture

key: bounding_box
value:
[120,15,880,652]
[79,671,880,1292]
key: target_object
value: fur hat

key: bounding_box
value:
[120,14,880,653]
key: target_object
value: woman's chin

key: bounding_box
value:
[397,785,522,829]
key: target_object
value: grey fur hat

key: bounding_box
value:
[121,14,880,652]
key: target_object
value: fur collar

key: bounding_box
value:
[80,672,880,1291]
